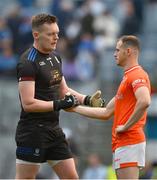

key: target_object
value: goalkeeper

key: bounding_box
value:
[15,13,105,180]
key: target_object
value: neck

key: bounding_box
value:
[33,42,50,54]
[123,57,138,71]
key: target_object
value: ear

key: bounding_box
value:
[126,48,132,56]
[32,31,39,40]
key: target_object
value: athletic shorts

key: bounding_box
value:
[16,139,72,163]
[113,141,146,170]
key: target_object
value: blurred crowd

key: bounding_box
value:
[0,0,147,80]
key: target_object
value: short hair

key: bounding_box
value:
[31,13,57,31]
[118,35,140,51]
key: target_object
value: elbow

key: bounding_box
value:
[22,103,34,112]
[101,112,112,120]
[139,99,151,109]
[145,101,151,108]
[23,104,32,112]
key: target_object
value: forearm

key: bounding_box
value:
[124,103,148,130]
[59,77,86,103]
[22,99,53,112]
[68,88,86,104]
[72,97,115,120]
[72,106,110,120]
[116,87,151,133]
[22,94,77,113]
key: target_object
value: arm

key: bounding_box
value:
[19,81,53,112]
[59,77,86,104]
[19,81,77,112]
[72,97,115,120]
[116,86,151,133]
[59,77,105,106]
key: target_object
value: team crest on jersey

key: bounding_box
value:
[50,70,62,84]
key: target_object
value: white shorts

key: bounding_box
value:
[113,141,146,170]
[16,159,62,167]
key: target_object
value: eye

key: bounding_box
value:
[47,33,53,36]
[115,49,119,53]
[54,33,59,37]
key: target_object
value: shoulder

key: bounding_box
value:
[17,47,39,73]
[127,67,150,91]
[127,66,149,82]
[18,47,39,68]
[20,47,39,62]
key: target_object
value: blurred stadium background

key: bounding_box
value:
[0,0,157,178]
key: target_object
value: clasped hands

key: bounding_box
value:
[54,90,105,111]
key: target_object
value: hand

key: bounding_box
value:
[115,125,126,134]
[54,93,79,111]
[84,90,105,107]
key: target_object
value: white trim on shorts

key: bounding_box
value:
[16,159,41,165]
[113,141,146,170]
[16,159,62,167]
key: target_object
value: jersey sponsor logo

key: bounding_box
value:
[46,57,52,60]
[132,79,146,88]
[39,61,46,66]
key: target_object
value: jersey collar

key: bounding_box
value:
[124,65,141,74]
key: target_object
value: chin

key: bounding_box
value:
[117,62,122,67]
[48,47,55,52]
[116,61,119,65]
[51,46,56,51]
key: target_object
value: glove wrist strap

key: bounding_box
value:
[84,95,91,105]
[53,100,61,111]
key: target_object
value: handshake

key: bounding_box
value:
[54,90,105,111]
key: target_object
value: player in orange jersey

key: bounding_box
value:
[71,35,151,179]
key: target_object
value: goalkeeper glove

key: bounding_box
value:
[54,93,79,111]
[84,90,105,107]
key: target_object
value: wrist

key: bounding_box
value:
[84,95,91,105]
[53,100,61,111]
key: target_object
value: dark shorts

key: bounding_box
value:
[16,139,73,163]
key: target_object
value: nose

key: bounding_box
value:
[114,51,117,58]
[55,34,59,40]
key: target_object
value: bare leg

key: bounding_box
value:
[15,163,40,179]
[116,166,139,179]
[52,158,79,179]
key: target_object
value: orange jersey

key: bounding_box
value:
[112,65,151,152]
